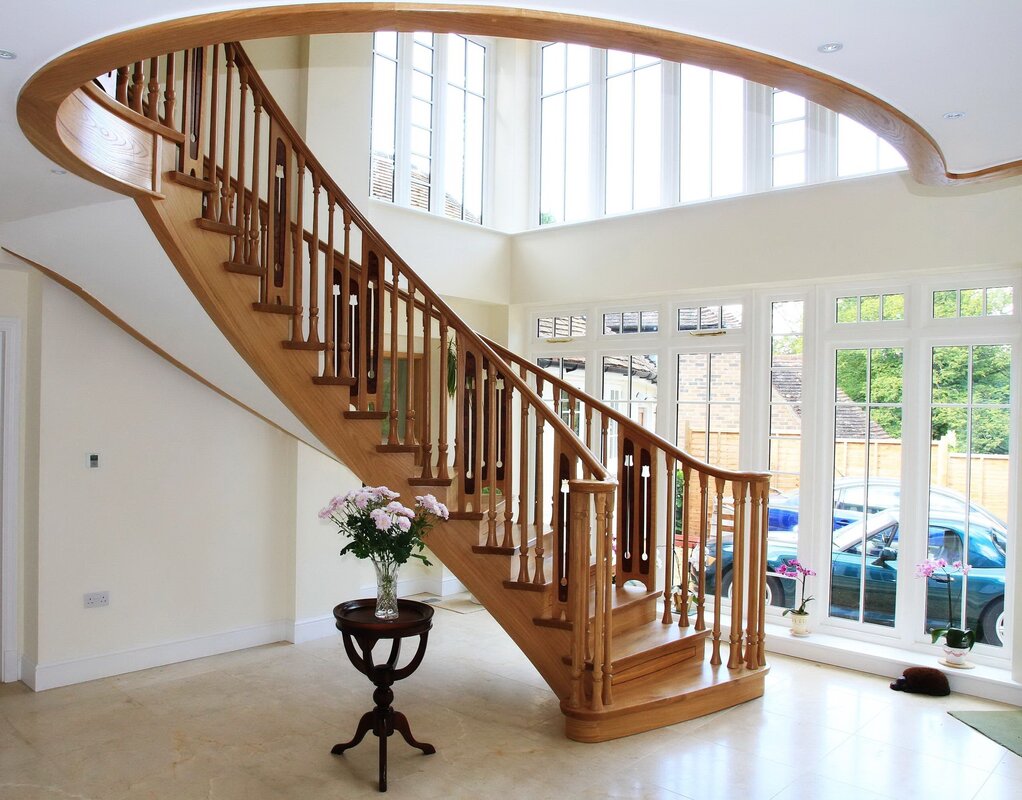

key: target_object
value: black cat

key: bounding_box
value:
[890,667,951,696]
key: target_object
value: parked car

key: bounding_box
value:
[706,508,1006,646]
[766,478,1007,533]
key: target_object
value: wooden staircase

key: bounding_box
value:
[44,41,773,742]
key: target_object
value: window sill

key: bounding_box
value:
[761,620,1022,705]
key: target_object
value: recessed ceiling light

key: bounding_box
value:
[817,42,843,54]
[943,111,966,120]
[0,50,17,60]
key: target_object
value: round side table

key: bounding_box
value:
[331,598,436,793]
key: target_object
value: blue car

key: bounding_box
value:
[707,508,1007,646]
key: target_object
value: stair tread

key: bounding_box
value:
[561,618,707,669]
[533,582,659,629]
[563,659,767,724]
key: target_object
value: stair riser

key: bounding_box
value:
[606,639,705,686]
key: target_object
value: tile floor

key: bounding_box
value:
[1,606,1020,799]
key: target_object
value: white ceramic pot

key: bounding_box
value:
[789,612,811,637]
[942,642,970,666]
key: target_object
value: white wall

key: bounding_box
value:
[29,281,297,687]
[510,172,1022,305]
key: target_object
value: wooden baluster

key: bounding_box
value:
[746,482,763,670]
[231,68,249,265]
[485,361,498,546]
[356,239,370,410]
[162,52,176,128]
[203,45,220,219]
[532,385,546,585]
[146,57,160,120]
[387,260,400,445]
[290,153,305,345]
[567,485,591,709]
[757,481,769,668]
[662,454,675,624]
[584,405,593,453]
[710,476,726,666]
[600,416,610,468]
[679,463,692,629]
[116,65,129,106]
[404,280,416,446]
[517,374,531,582]
[339,213,352,382]
[219,44,236,227]
[130,61,144,113]
[436,317,450,482]
[598,488,615,707]
[454,337,466,505]
[308,174,321,346]
[500,376,514,549]
[728,480,746,669]
[643,453,655,587]
[696,471,708,632]
[590,488,607,710]
[418,301,433,479]
[247,90,262,271]
[322,200,337,378]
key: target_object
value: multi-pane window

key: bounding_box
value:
[828,347,904,628]
[605,52,662,214]
[933,286,1014,318]
[676,352,742,470]
[678,304,743,332]
[540,42,591,225]
[604,311,658,335]
[767,302,804,500]
[445,35,486,223]
[679,66,744,202]
[836,294,905,324]
[538,356,587,431]
[602,354,658,431]
[370,32,488,222]
[927,345,1011,648]
[771,89,807,187]
[537,314,587,339]
[838,114,907,177]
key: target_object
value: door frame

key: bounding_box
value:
[0,318,22,682]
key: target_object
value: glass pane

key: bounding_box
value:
[565,44,590,88]
[602,356,629,400]
[677,353,709,402]
[411,70,432,101]
[772,301,803,334]
[570,316,587,337]
[606,49,632,76]
[541,43,565,95]
[605,72,633,215]
[466,40,485,95]
[772,335,803,368]
[836,349,868,403]
[972,345,1011,405]
[933,290,958,318]
[931,406,967,462]
[836,296,858,323]
[633,64,662,210]
[770,404,800,437]
[722,304,743,328]
[554,317,569,337]
[860,295,881,322]
[882,293,905,321]
[709,403,741,469]
[604,313,621,334]
[932,346,969,404]
[562,356,586,393]
[537,318,553,338]
[374,31,397,60]
[413,31,433,46]
[961,288,983,317]
[410,126,431,157]
[700,306,721,329]
[679,65,711,202]
[463,93,484,223]
[444,89,465,218]
[773,152,806,186]
[973,407,1010,456]
[773,90,805,123]
[564,87,590,222]
[986,287,1013,316]
[677,404,708,459]
[838,114,878,177]
[678,307,698,331]
[540,94,565,224]
[709,352,741,402]
[413,42,433,74]
[621,311,639,334]
[878,139,907,170]
[712,71,744,197]
[870,348,904,405]
[773,119,806,155]
[640,311,659,332]
[447,34,465,87]
[771,368,801,403]
[635,54,660,69]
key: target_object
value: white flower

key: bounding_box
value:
[416,494,449,520]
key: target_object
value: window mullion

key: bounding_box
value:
[809,103,835,184]
[394,34,414,207]
[431,37,447,216]
[662,61,681,207]
[744,82,770,194]
[591,48,605,218]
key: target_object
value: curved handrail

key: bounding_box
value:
[484,337,770,485]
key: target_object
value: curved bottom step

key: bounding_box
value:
[561,661,767,743]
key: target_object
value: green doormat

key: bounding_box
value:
[948,711,1022,756]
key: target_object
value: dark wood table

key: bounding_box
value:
[331,598,436,792]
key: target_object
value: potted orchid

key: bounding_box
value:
[320,486,449,619]
[915,558,975,665]
[777,558,815,637]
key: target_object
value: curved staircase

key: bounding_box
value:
[31,40,772,742]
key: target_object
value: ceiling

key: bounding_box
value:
[1,0,1020,225]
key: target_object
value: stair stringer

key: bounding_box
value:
[134,177,576,699]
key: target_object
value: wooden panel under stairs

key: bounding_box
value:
[533,582,659,634]
[562,620,709,685]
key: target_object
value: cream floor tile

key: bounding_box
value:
[972,770,1022,800]
[768,771,893,800]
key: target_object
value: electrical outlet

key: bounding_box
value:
[83,591,109,608]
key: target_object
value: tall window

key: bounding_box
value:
[771,90,806,187]
[679,66,744,202]
[370,32,488,223]
[605,52,662,214]
[540,43,591,225]
[767,301,805,522]
[602,354,658,431]
[838,115,907,177]
[676,352,741,469]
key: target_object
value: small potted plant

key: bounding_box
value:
[915,558,975,666]
[320,486,448,619]
[777,558,815,637]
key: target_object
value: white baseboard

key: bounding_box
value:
[19,655,36,690]
[290,614,340,644]
[26,620,290,691]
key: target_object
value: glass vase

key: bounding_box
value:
[372,558,400,620]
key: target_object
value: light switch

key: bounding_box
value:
[89,454,99,468]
